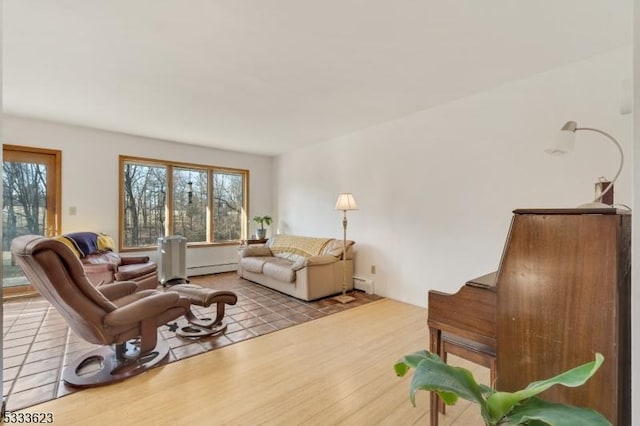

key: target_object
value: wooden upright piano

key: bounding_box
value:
[428,209,631,426]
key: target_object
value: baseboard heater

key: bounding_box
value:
[353,276,374,294]
[187,263,238,276]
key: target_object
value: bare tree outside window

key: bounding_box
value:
[2,162,48,282]
[173,168,208,243]
[120,156,247,249]
[123,162,167,246]
[213,171,244,242]
[2,162,47,246]
[3,146,61,290]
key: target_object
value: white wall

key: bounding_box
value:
[2,115,274,272]
[275,47,633,307]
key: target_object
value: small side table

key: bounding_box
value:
[239,238,268,247]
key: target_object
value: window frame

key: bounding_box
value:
[119,155,249,252]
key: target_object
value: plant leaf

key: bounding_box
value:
[486,353,604,421]
[479,383,495,398]
[506,397,611,426]
[394,351,489,417]
[407,357,488,416]
[435,390,459,406]
[394,350,437,377]
[523,353,604,394]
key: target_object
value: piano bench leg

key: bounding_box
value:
[430,391,439,426]
[438,350,448,414]
[429,326,446,423]
[432,335,497,424]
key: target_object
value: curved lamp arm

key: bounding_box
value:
[547,121,624,206]
[575,127,624,204]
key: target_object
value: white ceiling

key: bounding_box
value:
[3,1,632,156]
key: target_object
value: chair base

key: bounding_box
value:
[169,284,237,338]
[177,321,228,338]
[63,335,169,388]
[162,277,190,287]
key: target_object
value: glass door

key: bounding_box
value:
[2,145,61,297]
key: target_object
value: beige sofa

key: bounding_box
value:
[237,235,354,301]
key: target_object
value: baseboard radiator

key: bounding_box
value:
[353,276,375,294]
[185,266,374,289]
[187,263,238,276]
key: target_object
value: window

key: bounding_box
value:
[213,171,245,241]
[122,162,167,247]
[120,156,248,250]
[3,145,61,296]
[173,167,208,243]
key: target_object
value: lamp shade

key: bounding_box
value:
[544,121,576,156]
[335,193,358,211]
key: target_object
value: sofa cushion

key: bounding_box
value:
[262,259,296,283]
[291,255,338,271]
[324,239,355,257]
[240,256,272,273]
[273,251,306,264]
[238,246,272,258]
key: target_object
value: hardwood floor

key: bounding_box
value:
[15,299,487,425]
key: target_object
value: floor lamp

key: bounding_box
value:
[334,193,357,304]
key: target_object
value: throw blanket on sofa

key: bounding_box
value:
[269,235,332,259]
[60,232,115,257]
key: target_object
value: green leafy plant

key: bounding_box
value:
[252,215,272,230]
[394,350,610,426]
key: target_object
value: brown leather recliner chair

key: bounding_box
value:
[57,232,158,290]
[82,251,158,290]
[11,235,191,388]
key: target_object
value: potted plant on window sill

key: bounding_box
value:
[253,215,272,240]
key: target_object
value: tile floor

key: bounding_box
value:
[2,272,381,411]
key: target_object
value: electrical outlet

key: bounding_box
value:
[371,265,376,274]
[69,206,77,216]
